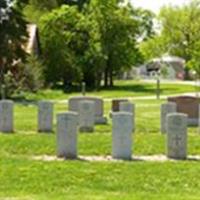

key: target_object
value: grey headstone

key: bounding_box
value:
[68,96,107,124]
[161,102,177,134]
[0,100,14,133]
[166,113,187,159]
[38,101,53,133]
[112,112,133,160]
[119,102,135,132]
[56,112,78,159]
[78,100,95,132]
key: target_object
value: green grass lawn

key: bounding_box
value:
[22,80,198,101]
[1,82,200,199]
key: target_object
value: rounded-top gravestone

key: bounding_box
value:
[166,113,187,160]
[119,102,135,132]
[38,101,53,133]
[56,112,78,159]
[0,100,14,133]
[161,102,176,134]
[78,100,95,132]
[68,96,107,124]
[112,112,133,160]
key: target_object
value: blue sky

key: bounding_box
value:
[130,0,190,13]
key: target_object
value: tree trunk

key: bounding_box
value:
[109,67,113,87]
[95,72,102,90]
[63,77,72,91]
[104,67,108,87]
[184,67,191,80]
[83,71,95,89]
[0,59,5,99]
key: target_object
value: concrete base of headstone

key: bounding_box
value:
[0,100,14,133]
[95,116,108,124]
[56,112,78,159]
[112,112,133,160]
[166,113,187,160]
[187,118,198,126]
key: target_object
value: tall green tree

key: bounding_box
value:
[59,0,90,10]
[140,36,167,60]
[0,0,28,96]
[24,0,90,23]
[86,0,143,87]
[140,0,200,78]
[40,1,154,88]
[40,6,87,87]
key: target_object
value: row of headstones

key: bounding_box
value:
[0,100,54,133]
[0,99,195,134]
[57,108,188,160]
[0,99,133,132]
[58,100,187,160]
[57,100,188,160]
[0,99,194,135]
[0,99,106,133]
[0,99,188,160]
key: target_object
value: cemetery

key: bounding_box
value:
[0,81,200,199]
[2,0,200,199]
[0,90,199,161]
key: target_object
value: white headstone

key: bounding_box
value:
[0,100,14,133]
[38,101,53,132]
[161,102,176,134]
[79,100,95,132]
[56,112,78,159]
[112,112,133,160]
[166,113,187,159]
[68,96,107,124]
[119,102,135,132]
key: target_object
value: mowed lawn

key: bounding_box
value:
[23,80,198,100]
[1,82,200,199]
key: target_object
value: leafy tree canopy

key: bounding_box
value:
[0,0,28,82]
[140,0,200,77]
[0,0,43,98]
[40,0,154,88]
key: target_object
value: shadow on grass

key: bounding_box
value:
[52,82,159,94]
[9,82,184,104]
[102,84,184,95]
[100,84,174,96]
[101,84,156,93]
[11,96,38,106]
